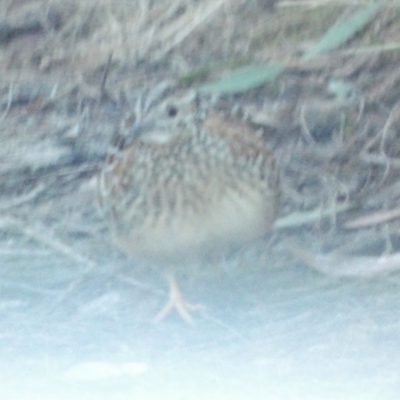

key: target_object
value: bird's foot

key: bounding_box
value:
[153,274,205,324]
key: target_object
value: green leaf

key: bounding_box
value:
[274,202,354,229]
[302,1,386,61]
[328,79,356,100]
[197,63,286,94]
[179,59,250,86]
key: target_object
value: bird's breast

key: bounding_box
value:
[101,126,279,264]
[113,177,277,264]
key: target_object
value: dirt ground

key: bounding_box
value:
[1,0,400,399]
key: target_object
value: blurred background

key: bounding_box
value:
[1,0,400,398]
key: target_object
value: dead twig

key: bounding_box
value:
[0,216,97,271]
[345,208,400,229]
[287,243,400,278]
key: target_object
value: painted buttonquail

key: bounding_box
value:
[98,83,280,323]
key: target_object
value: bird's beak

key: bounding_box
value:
[131,120,156,138]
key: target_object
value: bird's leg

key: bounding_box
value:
[153,272,205,324]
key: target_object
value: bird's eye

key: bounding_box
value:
[166,105,178,117]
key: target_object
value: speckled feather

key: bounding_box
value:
[98,88,279,266]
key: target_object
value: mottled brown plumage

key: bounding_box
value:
[98,84,280,322]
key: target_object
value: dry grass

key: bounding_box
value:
[0,0,400,273]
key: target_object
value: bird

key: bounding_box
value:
[98,82,280,323]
